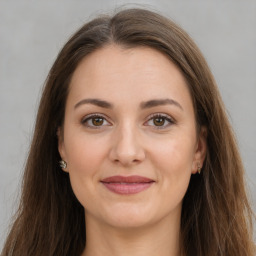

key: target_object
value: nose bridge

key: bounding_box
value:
[118,121,137,150]
[109,120,145,165]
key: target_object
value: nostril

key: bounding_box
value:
[111,151,145,166]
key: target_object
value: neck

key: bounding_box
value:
[82,213,182,256]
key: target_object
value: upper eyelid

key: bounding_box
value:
[81,114,112,129]
[146,113,175,122]
[144,113,176,129]
[147,112,172,118]
[81,112,175,125]
[81,113,111,122]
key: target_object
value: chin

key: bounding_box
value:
[98,203,164,229]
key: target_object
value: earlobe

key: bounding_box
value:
[57,127,68,172]
[192,126,207,174]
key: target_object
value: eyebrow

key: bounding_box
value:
[74,98,183,110]
[74,98,113,109]
[140,98,183,110]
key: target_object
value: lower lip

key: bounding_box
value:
[101,182,154,195]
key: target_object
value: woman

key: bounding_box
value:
[1,8,255,256]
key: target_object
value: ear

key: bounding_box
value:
[57,127,68,172]
[191,126,207,174]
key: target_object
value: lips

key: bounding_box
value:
[101,175,155,195]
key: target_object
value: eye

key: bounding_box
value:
[145,114,174,129]
[81,114,111,129]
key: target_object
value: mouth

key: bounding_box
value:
[100,175,155,195]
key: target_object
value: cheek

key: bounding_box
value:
[152,134,195,174]
[63,134,108,205]
[150,134,195,200]
[65,134,106,173]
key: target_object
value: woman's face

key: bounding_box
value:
[58,45,206,229]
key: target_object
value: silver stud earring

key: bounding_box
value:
[59,160,67,169]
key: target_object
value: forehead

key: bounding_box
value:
[68,45,193,111]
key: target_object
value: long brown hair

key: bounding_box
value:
[1,8,255,256]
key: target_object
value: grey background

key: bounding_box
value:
[0,0,255,249]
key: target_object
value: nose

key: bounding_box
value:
[109,123,146,166]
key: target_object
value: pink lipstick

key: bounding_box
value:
[101,175,154,195]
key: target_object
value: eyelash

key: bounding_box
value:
[81,113,175,129]
[81,114,111,129]
[145,113,175,129]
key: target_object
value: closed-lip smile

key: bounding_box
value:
[101,175,155,195]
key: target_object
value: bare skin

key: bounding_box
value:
[58,45,207,256]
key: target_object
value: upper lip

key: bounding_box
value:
[101,175,154,183]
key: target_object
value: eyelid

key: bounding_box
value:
[81,112,175,129]
[81,113,112,128]
[144,113,175,128]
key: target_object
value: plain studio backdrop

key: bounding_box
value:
[0,0,255,249]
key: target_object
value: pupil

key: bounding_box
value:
[154,117,164,126]
[92,117,103,126]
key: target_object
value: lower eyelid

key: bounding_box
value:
[81,114,110,126]
[80,113,115,129]
[145,114,175,127]
[81,113,175,128]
